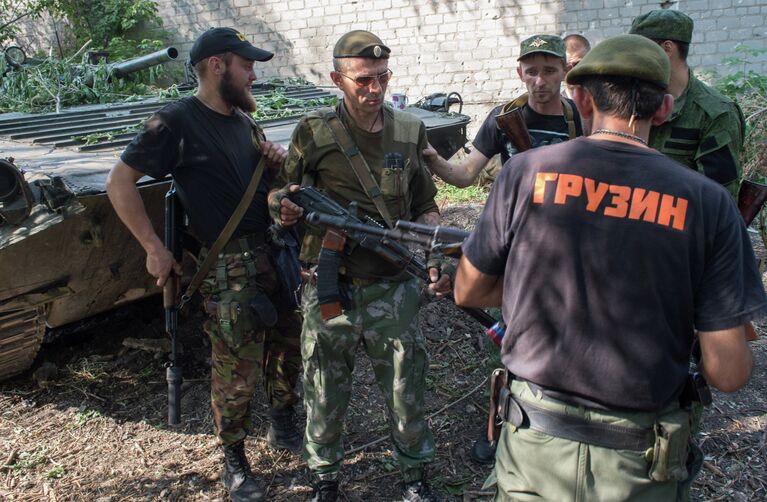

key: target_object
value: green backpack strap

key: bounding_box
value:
[499,93,529,114]
[559,96,577,139]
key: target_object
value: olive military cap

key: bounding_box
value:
[333,30,390,59]
[629,10,694,44]
[565,34,670,89]
[518,34,566,60]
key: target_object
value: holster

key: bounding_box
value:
[487,368,511,443]
[495,106,533,153]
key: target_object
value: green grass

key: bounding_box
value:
[435,182,489,204]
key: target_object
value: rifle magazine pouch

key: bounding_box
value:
[208,287,271,349]
[648,408,692,482]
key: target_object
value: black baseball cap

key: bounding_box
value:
[189,27,273,65]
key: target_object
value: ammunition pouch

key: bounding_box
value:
[204,290,277,349]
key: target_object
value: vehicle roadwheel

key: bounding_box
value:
[4,45,26,68]
[0,305,46,381]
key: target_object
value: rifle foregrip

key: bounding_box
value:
[167,365,182,425]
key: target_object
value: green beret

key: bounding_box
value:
[333,30,390,59]
[629,9,694,44]
[565,34,670,88]
[518,35,565,60]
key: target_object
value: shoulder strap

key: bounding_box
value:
[500,93,529,114]
[321,110,395,228]
[559,96,577,139]
[179,114,267,307]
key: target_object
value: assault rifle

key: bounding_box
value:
[163,184,183,426]
[288,187,495,328]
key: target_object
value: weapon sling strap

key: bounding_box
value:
[178,115,267,308]
[320,109,395,228]
[499,93,578,139]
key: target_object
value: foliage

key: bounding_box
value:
[0,55,157,113]
[74,409,101,427]
[0,0,51,46]
[711,44,767,248]
[713,43,767,182]
[11,447,48,472]
[47,0,162,50]
[435,181,488,204]
[46,465,66,478]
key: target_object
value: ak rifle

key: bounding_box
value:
[288,187,494,328]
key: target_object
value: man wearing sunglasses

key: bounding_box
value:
[422,34,584,188]
[269,30,449,501]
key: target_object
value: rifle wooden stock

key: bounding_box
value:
[495,107,533,153]
[737,179,767,227]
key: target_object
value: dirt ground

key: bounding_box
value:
[1,203,766,501]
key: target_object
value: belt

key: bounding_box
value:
[217,233,266,255]
[500,392,655,451]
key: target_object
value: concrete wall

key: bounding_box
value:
[15,0,767,135]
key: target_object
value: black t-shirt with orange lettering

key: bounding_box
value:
[121,97,271,245]
[463,137,766,412]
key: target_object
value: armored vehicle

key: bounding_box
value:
[0,80,470,381]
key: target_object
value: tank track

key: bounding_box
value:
[0,306,46,381]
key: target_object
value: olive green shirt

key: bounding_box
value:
[648,69,745,198]
[275,101,439,279]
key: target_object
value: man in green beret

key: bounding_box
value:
[422,34,584,187]
[630,9,746,198]
[269,30,450,501]
[453,34,762,501]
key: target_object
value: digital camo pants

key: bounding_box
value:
[200,245,302,446]
[301,278,435,482]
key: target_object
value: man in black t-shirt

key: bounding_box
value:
[423,34,583,187]
[455,35,764,501]
[106,28,301,502]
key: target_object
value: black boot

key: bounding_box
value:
[221,441,264,501]
[470,435,496,465]
[307,479,339,501]
[267,406,303,454]
[402,479,440,502]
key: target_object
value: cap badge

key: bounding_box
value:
[529,38,547,47]
[373,45,382,57]
[236,32,247,42]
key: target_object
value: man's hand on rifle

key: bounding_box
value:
[428,266,452,298]
[262,141,288,173]
[269,184,304,226]
[146,242,182,288]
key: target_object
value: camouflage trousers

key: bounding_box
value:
[301,278,435,482]
[490,380,696,502]
[199,239,302,446]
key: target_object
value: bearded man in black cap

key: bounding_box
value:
[454,34,763,501]
[107,27,303,502]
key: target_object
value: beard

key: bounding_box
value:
[219,69,256,113]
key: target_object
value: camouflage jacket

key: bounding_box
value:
[648,69,746,198]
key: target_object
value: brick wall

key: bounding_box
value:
[15,0,767,135]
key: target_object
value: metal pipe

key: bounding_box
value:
[110,47,179,78]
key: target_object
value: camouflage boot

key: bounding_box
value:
[266,406,302,454]
[307,479,339,502]
[221,441,264,501]
[402,479,440,502]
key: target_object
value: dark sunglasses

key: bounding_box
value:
[338,69,393,88]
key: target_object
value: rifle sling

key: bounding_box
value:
[180,147,267,308]
[322,111,395,228]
